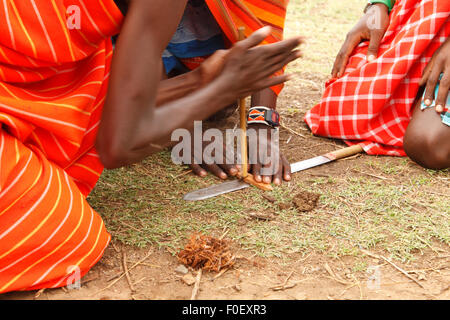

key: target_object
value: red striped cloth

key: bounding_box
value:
[0,0,122,293]
[200,0,289,96]
[305,0,450,156]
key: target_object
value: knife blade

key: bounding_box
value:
[183,145,363,201]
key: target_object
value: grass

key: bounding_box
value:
[87,0,449,264]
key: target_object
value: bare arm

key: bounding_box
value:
[96,0,302,169]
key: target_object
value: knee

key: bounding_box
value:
[404,127,450,170]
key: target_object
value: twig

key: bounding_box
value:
[211,268,229,281]
[271,283,297,291]
[173,170,193,179]
[323,263,353,285]
[269,270,294,290]
[190,269,202,300]
[92,249,153,296]
[34,288,45,299]
[122,249,136,293]
[137,262,161,268]
[352,169,387,180]
[81,275,100,285]
[132,277,147,287]
[247,212,275,221]
[219,228,230,240]
[280,122,307,138]
[360,249,425,289]
[339,197,360,229]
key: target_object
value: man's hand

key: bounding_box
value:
[196,27,303,90]
[189,139,239,180]
[420,37,450,114]
[215,26,303,97]
[332,3,389,78]
[248,123,291,185]
[197,49,228,86]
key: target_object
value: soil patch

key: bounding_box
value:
[293,191,321,212]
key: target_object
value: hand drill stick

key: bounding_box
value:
[238,27,248,179]
[236,27,273,191]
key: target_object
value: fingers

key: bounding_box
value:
[253,74,293,92]
[435,72,449,113]
[219,163,239,177]
[423,62,443,107]
[282,154,291,182]
[332,33,362,78]
[202,163,228,179]
[251,163,263,182]
[260,36,304,59]
[262,50,302,78]
[273,164,283,186]
[248,49,301,91]
[261,151,273,184]
[271,154,291,186]
[419,57,435,87]
[190,164,207,177]
[367,29,384,61]
[235,26,272,51]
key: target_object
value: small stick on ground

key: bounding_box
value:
[132,277,147,287]
[269,270,294,290]
[93,249,153,296]
[280,122,307,138]
[247,211,275,221]
[352,169,387,180]
[190,269,202,300]
[122,249,135,293]
[219,228,230,240]
[211,268,229,281]
[173,170,193,179]
[324,263,353,285]
[34,288,45,299]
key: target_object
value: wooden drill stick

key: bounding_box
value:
[238,27,248,179]
[235,27,273,192]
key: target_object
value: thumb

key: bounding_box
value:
[366,30,383,62]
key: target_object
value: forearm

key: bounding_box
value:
[156,70,201,106]
[100,77,236,168]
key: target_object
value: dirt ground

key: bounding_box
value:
[3,90,449,301]
[1,0,449,301]
[2,243,449,300]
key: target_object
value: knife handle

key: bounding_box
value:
[325,144,364,160]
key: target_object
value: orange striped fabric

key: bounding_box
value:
[205,0,289,95]
[0,0,123,293]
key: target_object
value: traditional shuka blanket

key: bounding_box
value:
[305,0,450,156]
[165,0,289,96]
[0,0,123,293]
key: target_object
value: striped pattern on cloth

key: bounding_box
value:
[205,0,289,95]
[305,0,450,156]
[0,0,123,293]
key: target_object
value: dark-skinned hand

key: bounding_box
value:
[332,3,390,78]
[419,37,450,114]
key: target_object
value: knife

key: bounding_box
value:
[183,144,364,201]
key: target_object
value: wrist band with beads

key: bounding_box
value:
[367,0,395,13]
[247,106,280,128]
